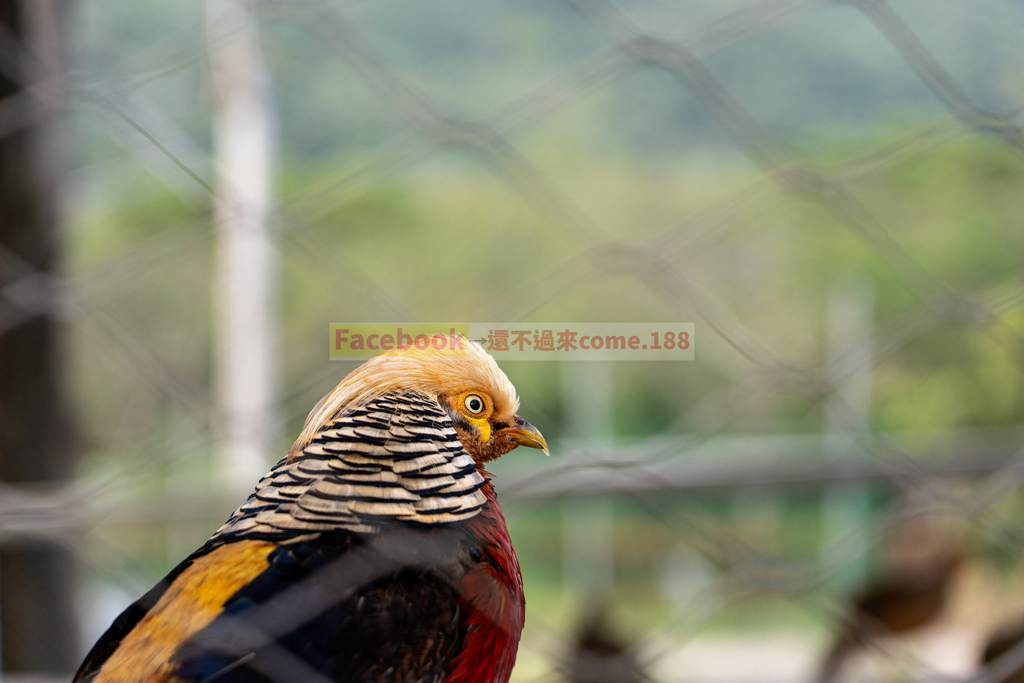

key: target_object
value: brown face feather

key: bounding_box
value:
[469,422,528,463]
[438,396,523,463]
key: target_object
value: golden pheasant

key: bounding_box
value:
[74,339,547,683]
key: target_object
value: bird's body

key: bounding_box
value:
[565,605,647,683]
[816,551,964,683]
[981,618,1024,683]
[76,341,545,683]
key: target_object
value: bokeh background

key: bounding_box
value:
[3,0,1024,680]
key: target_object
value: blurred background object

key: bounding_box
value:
[981,617,1024,683]
[563,602,649,683]
[3,0,1024,680]
[815,541,966,682]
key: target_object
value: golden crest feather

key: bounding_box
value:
[289,339,519,459]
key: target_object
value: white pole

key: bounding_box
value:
[823,276,875,587]
[561,361,616,598]
[208,0,278,501]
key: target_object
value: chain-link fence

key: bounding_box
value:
[3,0,1024,681]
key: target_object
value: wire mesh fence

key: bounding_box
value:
[2,0,1024,680]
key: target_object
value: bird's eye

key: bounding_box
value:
[464,394,486,415]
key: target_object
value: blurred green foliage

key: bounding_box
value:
[65,0,1024,659]
[69,132,1024,629]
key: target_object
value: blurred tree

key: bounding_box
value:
[0,0,78,672]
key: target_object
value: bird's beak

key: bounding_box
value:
[507,417,549,456]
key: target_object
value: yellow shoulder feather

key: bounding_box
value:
[94,541,276,683]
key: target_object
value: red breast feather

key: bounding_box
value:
[446,478,525,683]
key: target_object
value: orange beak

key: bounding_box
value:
[506,417,549,456]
